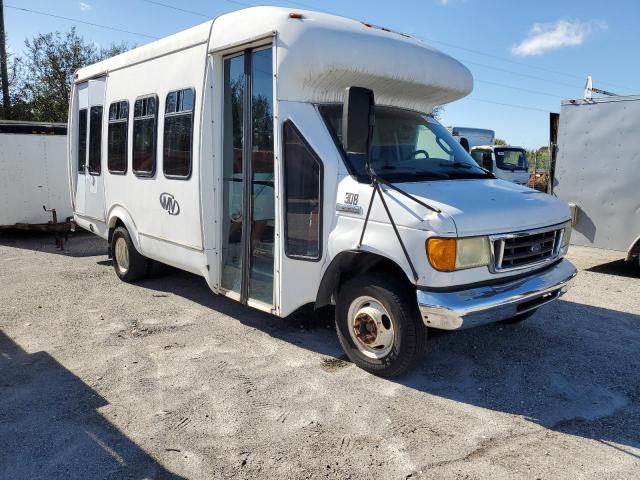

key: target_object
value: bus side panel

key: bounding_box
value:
[102,42,208,273]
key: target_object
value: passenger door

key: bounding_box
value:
[83,78,107,222]
[74,83,88,215]
[220,47,275,308]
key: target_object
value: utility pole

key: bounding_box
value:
[0,0,11,119]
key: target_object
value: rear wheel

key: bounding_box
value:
[335,273,426,377]
[111,226,148,282]
[500,308,538,325]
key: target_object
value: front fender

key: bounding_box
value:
[107,204,141,252]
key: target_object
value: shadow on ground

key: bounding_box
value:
[585,258,639,279]
[0,331,184,480]
[132,266,640,456]
[0,230,107,258]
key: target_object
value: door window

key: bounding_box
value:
[221,54,245,295]
[221,47,274,305]
[88,106,103,175]
[78,108,87,172]
[283,122,322,260]
[248,48,275,304]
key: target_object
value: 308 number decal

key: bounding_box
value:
[345,193,359,205]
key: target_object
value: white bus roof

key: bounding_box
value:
[75,6,473,112]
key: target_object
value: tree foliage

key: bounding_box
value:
[494,137,508,146]
[431,105,444,120]
[0,28,129,122]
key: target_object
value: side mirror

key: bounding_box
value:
[342,86,375,155]
[459,137,470,153]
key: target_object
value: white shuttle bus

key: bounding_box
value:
[69,7,576,376]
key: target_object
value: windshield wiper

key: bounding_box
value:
[439,161,473,169]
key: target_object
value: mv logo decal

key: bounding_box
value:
[159,193,180,216]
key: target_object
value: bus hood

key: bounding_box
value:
[395,179,571,236]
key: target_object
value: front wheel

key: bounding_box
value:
[335,273,426,377]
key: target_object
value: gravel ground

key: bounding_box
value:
[1,231,639,480]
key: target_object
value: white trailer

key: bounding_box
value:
[69,7,576,376]
[554,94,640,268]
[0,121,72,229]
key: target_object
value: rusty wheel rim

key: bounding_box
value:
[347,296,395,359]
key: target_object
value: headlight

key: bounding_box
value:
[561,220,572,249]
[427,236,491,272]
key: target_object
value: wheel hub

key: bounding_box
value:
[348,297,395,359]
[114,237,130,274]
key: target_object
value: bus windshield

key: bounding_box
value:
[494,148,528,171]
[319,105,493,183]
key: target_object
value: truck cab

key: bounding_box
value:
[471,145,530,186]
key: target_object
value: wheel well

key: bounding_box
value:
[107,218,126,258]
[315,251,413,310]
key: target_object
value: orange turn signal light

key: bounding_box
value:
[427,238,457,272]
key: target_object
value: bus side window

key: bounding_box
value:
[132,95,158,177]
[108,100,129,174]
[283,121,323,261]
[163,88,195,178]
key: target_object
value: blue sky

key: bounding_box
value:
[4,0,639,148]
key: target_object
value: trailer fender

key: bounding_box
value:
[107,206,141,255]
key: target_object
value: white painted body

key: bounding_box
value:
[470,145,530,186]
[555,95,640,259]
[68,7,571,319]
[0,123,72,226]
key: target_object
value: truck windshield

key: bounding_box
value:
[319,104,492,182]
[494,148,528,171]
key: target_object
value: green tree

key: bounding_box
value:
[494,137,508,146]
[431,105,444,120]
[1,28,128,122]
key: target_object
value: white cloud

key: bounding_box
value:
[79,2,92,11]
[511,19,607,56]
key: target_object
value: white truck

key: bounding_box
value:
[0,121,72,227]
[470,145,530,186]
[554,94,640,269]
[68,6,576,376]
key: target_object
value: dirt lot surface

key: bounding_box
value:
[1,232,639,479]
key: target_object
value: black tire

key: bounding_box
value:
[335,273,426,377]
[111,226,148,282]
[500,308,538,325]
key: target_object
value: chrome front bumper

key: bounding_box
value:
[416,259,577,330]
